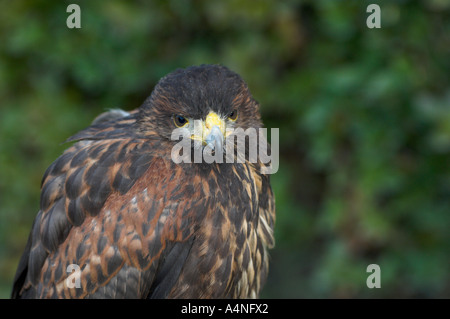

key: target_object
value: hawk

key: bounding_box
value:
[11,64,275,299]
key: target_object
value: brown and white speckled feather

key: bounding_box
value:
[11,65,275,299]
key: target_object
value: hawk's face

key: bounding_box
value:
[137,65,263,153]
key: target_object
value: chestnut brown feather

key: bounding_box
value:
[11,64,275,299]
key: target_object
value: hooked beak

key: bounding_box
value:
[205,125,223,151]
[190,112,225,150]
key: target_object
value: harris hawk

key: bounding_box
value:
[11,64,275,299]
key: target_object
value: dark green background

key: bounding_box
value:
[1,0,449,298]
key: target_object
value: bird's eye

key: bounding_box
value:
[228,109,238,121]
[174,115,189,127]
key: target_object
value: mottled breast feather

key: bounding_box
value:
[12,65,275,299]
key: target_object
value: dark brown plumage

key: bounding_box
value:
[11,64,275,299]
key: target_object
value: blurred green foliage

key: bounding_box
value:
[0,0,449,298]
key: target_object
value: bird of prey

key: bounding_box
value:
[11,64,275,299]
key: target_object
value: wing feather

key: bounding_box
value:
[12,105,276,299]
[12,112,203,298]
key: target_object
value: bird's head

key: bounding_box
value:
[138,64,263,157]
